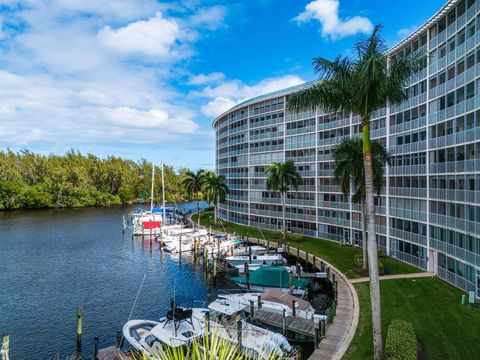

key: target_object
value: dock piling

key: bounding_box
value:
[76,306,82,357]
[320,318,326,338]
[204,312,210,336]
[282,309,287,335]
[245,263,250,290]
[257,295,262,309]
[93,337,99,360]
[116,331,123,349]
[248,246,252,264]
[292,300,296,317]
[237,321,242,349]
[2,333,9,360]
[249,300,255,319]
[289,271,293,289]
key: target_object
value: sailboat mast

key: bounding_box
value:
[150,163,155,211]
[162,163,166,222]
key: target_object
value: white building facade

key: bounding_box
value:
[213,0,480,297]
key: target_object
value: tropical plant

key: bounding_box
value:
[265,160,302,241]
[182,169,206,227]
[287,25,422,359]
[0,149,189,209]
[332,138,389,269]
[125,328,292,360]
[201,171,229,224]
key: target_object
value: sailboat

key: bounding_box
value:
[131,163,173,236]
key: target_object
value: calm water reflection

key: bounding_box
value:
[0,203,209,359]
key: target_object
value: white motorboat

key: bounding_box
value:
[235,264,303,275]
[202,237,245,256]
[225,254,286,267]
[123,306,207,359]
[218,289,316,320]
[206,298,293,360]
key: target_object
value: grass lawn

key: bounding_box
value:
[345,277,480,359]
[193,210,420,278]
[195,210,480,359]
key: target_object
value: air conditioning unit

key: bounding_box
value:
[469,291,475,304]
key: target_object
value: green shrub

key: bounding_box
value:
[385,319,417,360]
[378,260,385,275]
[354,254,364,267]
[353,254,384,274]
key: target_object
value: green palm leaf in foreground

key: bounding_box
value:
[126,329,293,360]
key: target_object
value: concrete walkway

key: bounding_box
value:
[350,272,434,284]
[253,239,359,360]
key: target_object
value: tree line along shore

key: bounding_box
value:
[0,149,192,210]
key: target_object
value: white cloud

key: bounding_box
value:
[195,75,305,118]
[201,97,236,118]
[294,0,373,40]
[397,25,419,39]
[0,0,225,154]
[189,5,227,30]
[98,12,194,58]
[104,107,198,133]
[188,72,225,85]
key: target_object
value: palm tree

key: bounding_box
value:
[265,160,301,241]
[202,171,229,224]
[332,138,389,269]
[287,25,422,359]
[182,169,206,227]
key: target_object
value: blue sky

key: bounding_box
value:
[0,0,444,170]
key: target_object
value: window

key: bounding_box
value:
[448,66,455,80]
[457,60,465,75]
[468,22,475,38]
[449,39,456,52]
[466,82,475,99]
[458,29,466,45]
[467,52,475,69]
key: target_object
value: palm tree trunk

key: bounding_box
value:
[363,121,382,360]
[196,192,200,228]
[214,194,219,224]
[281,192,286,241]
[361,200,367,270]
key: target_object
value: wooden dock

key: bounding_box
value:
[253,310,317,337]
[98,346,126,360]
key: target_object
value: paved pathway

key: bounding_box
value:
[350,272,434,284]
[253,239,359,360]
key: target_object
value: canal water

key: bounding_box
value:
[0,202,210,359]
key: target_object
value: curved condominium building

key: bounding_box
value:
[213,0,480,297]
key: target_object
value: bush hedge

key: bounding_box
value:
[385,319,417,360]
[353,254,385,275]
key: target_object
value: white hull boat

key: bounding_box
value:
[206,298,293,359]
[123,307,207,359]
[225,254,286,267]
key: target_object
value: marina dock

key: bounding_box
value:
[253,309,317,337]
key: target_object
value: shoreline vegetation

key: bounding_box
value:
[0,149,193,210]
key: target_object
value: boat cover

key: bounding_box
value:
[143,221,161,229]
[232,266,310,288]
[260,289,313,311]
